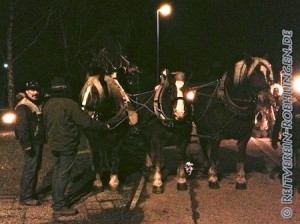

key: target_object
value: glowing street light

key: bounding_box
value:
[157,4,172,84]
[3,63,8,69]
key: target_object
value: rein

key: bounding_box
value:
[128,90,157,116]
[93,90,157,131]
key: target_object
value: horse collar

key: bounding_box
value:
[217,73,255,117]
[153,84,165,119]
[153,84,176,126]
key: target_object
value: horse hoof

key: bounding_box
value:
[152,186,164,194]
[93,186,104,193]
[236,183,247,190]
[177,183,188,191]
[208,181,220,189]
[110,186,119,191]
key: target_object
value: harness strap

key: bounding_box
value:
[153,84,164,119]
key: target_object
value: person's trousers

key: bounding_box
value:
[20,144,43,201]
[51,149,77,210]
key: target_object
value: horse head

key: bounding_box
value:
[80,73,126,122]
[158,69,190,121]
[80,74,104,112]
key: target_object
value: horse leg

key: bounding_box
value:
[144,153,154,183]
[109,145,120,191]
[177,141,189,191]
[85,131,104,192]
[206,139,220,189]
[152,165,163,194]
[94,173,103,192]
[109,174,120,191]
[236,135,251,190]
[177,164,187,191]
[151,140,164,194]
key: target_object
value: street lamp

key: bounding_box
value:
[157,4,172,84]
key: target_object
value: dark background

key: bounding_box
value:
[1,0,300,102]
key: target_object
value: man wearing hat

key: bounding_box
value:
[43,76,110,218]
[15,81,46,206]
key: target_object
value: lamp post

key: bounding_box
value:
[157,4,171,84]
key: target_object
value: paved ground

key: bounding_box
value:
[0,129,144,223]
[129,137,300,224]
[1,127,300,223]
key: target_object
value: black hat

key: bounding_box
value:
[47,76,72,98]
[50,76,68,89]
[25,81,41,91]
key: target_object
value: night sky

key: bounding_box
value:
[1,0,300,99]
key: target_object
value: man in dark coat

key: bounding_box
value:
[15,81,46,206]
[43,76,110,218]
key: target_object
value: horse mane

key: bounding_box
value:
[80,75,104,103]
[233,57,273,85]
[103,75,124,103]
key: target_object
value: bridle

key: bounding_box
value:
[154,75,188,126]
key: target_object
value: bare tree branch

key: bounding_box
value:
[13,6,55,63]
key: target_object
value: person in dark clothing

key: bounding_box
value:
[15,81,46,206]
[43,76,110,218]
[272,92,300,194]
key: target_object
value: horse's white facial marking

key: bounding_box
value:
[82,85,91,109]
[174,80,185,119]
[175,80,184,89]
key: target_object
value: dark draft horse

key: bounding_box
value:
[191,57,275,189]
[80,73,129,191]
[128,70,193,194]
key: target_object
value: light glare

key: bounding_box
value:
[2,112,16,124]
[293,76,300,93]
[186,91,195,101]
[159,4,171,16]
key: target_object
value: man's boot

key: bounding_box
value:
[53,207,78,219]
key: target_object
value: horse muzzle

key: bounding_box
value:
[174,109,186,120]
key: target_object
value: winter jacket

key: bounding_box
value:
[15,97,46,149]
[43,96,108,152]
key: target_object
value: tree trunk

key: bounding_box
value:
[7,1,15,109]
